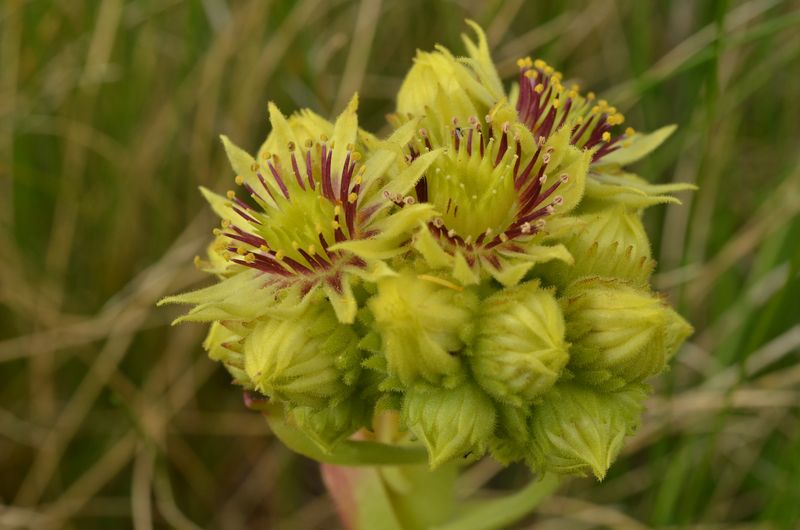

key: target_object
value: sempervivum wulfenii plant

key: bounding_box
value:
[161,22,693,530]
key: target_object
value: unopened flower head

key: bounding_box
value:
[161,21,694,482]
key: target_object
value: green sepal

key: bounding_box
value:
[528,383,648,480]
[288,393,373,453]
[402,382,496,469]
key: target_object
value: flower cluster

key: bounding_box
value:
[161,22,693,480]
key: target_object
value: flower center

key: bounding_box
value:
[218,138,366,276]
[406,117,568,254]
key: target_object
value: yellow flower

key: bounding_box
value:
[395,22,694,208]
[160,94,440,324]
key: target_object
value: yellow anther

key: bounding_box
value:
[275,250,284,261]
[524,70,536,78]
[571,83,580,92]
[287,141,295,151]
[552,100,560,109]
[354,175,363,185]
[320,134,329,142]
[223,251,234,260]
[226,190,235,199]
[307,245,316,255]
[499,233,509,242]
[348,192,358,203]
[544,66,554,75]
[568,90,578,99]
[602,131,612,142]
[261,152,270,160]
[212,228,222,236]
[235,175,245,185]
[625,127,635,137]
[331,220,340,230]
[516,58,527,68]
[259,244,269,251]
[576,116,584,124]
[221,219,231,228]
[351,152,362,161]
[244,253,256,263]
[587,91,596,100]
[291,241,299,249]
[193,255,202,268]
[236,247,247,255]
[304,139,313,148]
[334,205,341,216]
[346,143,355,151]
[250,163,259,171]
[534,59,545,69]
[315,223,323,233]
[534,84,544,94]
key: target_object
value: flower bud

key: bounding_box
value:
[561,278,693,389]
[288,394,373,453]
[541,206,655,288]
[469,280,569,406]
[244,304,361,407]
[402,382,496,468]
[528,383,648,480]
[368,274,479,387]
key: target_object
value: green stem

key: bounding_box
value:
[264,411,428,466]
[431,473,560,530]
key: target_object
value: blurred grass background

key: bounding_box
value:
[1,0,800,528]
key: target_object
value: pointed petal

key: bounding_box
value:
[412,223,453,269]
[600,125,677,166]
[331,204,436,260]
[462,20,504,100]
[331,93,360,183]
[323,273,357,323]
[452,251,480,285]
[363,149,442,222]
[199,186,250,231]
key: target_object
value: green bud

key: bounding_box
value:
[402,382,496,468]
[369,273,479,387]
[528,383,647,480]
[244,304,361,407]
[469,280,569,406]
[288,393,373,453]
[561,278,693,389]
[203,321,251,388]
[541,206,655,288]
